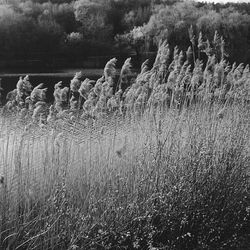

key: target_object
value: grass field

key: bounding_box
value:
[0,104,249,249]
[0,32,250,249]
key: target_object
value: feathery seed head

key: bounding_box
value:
[70,77,81,92]
[104,58,117,81]
[140,59,149,74]
[119,58,132,89]
[78,78,94,98]
[55,81,63,89]
[31,83,47,102]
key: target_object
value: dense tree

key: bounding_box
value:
[74,0,112,41]
[0,0,250,66]
[196,7,250,63]
[0,5,37,59]
[125,1,250,64]
[143,1,202,47]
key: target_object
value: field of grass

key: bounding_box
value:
[0,32,249,249]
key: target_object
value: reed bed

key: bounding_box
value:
[0,31,249,249]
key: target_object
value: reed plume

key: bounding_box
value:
[104,58,117,82]
[118,57,132,91]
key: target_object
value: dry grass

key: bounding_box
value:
[0,30,249,249]
[0,102,249,249]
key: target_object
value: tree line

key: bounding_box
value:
[0,0,250,68]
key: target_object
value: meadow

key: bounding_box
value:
[0,31,249,249]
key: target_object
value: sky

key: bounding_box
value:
[195,0,250,2]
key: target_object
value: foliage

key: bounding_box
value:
[141,1,250,63]
[115,26,146,58]
[74,0,112,41]
[1,0,250,64]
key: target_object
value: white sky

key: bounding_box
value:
[195,0,250,2]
